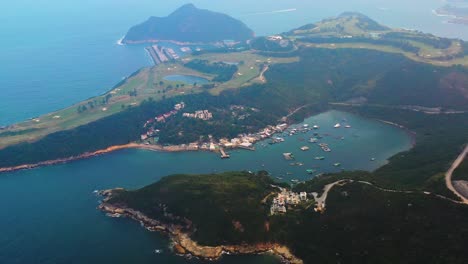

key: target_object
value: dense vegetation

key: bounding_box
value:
[123,4,254,43]
[383,31,453,49]
[184,59,238,82]
[108,171,468,263]
[274,182,468,264]
[0,99,173,167]
[301,36,420,53]
[108,171,276,245]
[0,48,467,167]
[453,158,468,181]
[250,37,295,52]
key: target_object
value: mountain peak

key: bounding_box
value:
[173,3,197,12]
[123,4,254,43]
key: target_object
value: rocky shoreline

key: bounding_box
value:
[98,189,303,264]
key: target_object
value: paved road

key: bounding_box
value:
[445,145,468,204]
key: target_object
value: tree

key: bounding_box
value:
[105,94,112,103]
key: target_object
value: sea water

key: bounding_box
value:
[0,111,412,264]
[0,1,452,263]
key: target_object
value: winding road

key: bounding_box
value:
[445,145,468,204]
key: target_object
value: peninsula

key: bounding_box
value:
[99,171,468,263]
[122,4,254,44]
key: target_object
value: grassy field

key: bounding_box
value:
[299,42,468,66]
[290,12,468,67]
[189,51,298,95]
[0,51,297,150]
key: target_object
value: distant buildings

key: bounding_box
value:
[183,110,213,120]
[270,189,308,215]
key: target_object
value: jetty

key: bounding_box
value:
[145,45,181,65]
[220,148,230,159]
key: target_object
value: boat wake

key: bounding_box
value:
[116,36,125,46]
[242,8,297,16]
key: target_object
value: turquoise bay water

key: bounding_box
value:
[0,111,412,264]
[164,75,210,85]
[0,1,446,263]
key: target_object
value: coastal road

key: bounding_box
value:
[445,145,468,204]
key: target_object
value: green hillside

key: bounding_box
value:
[123,4,254,43]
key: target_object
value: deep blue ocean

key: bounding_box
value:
[0,0,464,263]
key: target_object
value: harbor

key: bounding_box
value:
[145,44,182,65]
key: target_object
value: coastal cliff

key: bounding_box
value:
[99,188,302,263]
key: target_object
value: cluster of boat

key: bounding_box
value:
[318,143,331,152]
[334,122,352,128]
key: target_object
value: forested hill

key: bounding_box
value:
[122,4,254,43]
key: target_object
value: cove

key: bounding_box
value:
[0,111,412,264]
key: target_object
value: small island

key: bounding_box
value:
[122,4,255,44]
[435,3,468,25]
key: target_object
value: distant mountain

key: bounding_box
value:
[123,4,254,44]
[288,12,389,36]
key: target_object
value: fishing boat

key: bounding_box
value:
[283,153,294,160]
[300,146,310,151]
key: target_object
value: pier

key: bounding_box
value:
[145,47,161,65]
[145,45,181,65]
[220,148,230,159]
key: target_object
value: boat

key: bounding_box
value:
[283,153,294,160]
[300,146,310,151]
[371,157,376,161]
[309,137,318,143]
[315,156,325,160]
[334,123,341,128]
[154,249,163,254]
[313,125,319,129]
[306,169,317,174]
[333,163,341,167]
[345,125,351,128]
[291,179,300,183]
